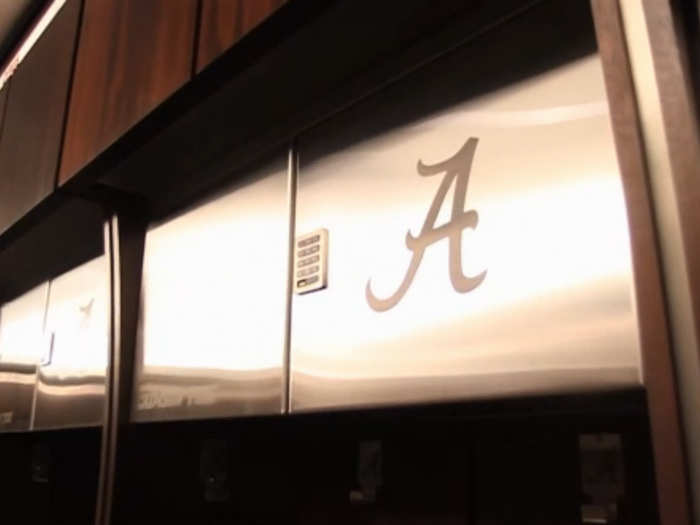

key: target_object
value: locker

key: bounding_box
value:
[133,157,290,422]
[33,255,109,430]
[290,53,641,412]
[0,284,49,431]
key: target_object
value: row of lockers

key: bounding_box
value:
[0,51,642,431]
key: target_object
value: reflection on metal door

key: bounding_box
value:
[134,157,290,422]
[0,284,48,431]
[34,255,108,430]
[291,54,641,412]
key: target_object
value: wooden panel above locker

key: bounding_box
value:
[0,0,81,235]
[0,82,8,136]
[58,0,198,185]
[196,0,286,72]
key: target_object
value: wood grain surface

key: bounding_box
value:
[196,0,285,72]
[58,0,198,185]
[0,0,81,233]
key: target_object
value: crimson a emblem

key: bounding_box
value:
[366,138,486,312]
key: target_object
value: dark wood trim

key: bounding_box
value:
[58,0,198,185]
[590,1,693,524]
[642,0,700,372]
[52,0,86,190]
[0,80,8,145]
[191,0,205,78]
[195,0,287,73]
[95,210,147,525]
[0,0,82,235]
[0,0,57,87]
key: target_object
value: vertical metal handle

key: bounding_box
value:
[40,331,55,367]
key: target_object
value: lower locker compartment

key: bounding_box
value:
[0,427,102,524]
[113,392,657,525]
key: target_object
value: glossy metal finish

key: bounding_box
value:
[33,255,109,430]
[291,54,642,412]
[0,283,48,431]
[133,157,290,422]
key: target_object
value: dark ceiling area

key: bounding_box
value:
[0,0,46,70]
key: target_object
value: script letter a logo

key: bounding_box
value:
[366,138,486,312]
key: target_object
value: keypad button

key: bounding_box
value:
[297,234,320,248]
[299,255,320,268]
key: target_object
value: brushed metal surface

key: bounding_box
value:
[33,255,108,430]
[0,283,48,431]
[291,54,642,412]
[133,157,290,422]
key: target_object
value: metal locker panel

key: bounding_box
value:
[290,54,642,412]
[133,157,290,422]
[33,255,109,430]
[0,283,49,431]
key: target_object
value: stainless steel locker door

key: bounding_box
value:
[133,157,290,422]
[0,283,48,431]
[33,255,109,430]
[291,54,642,412]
